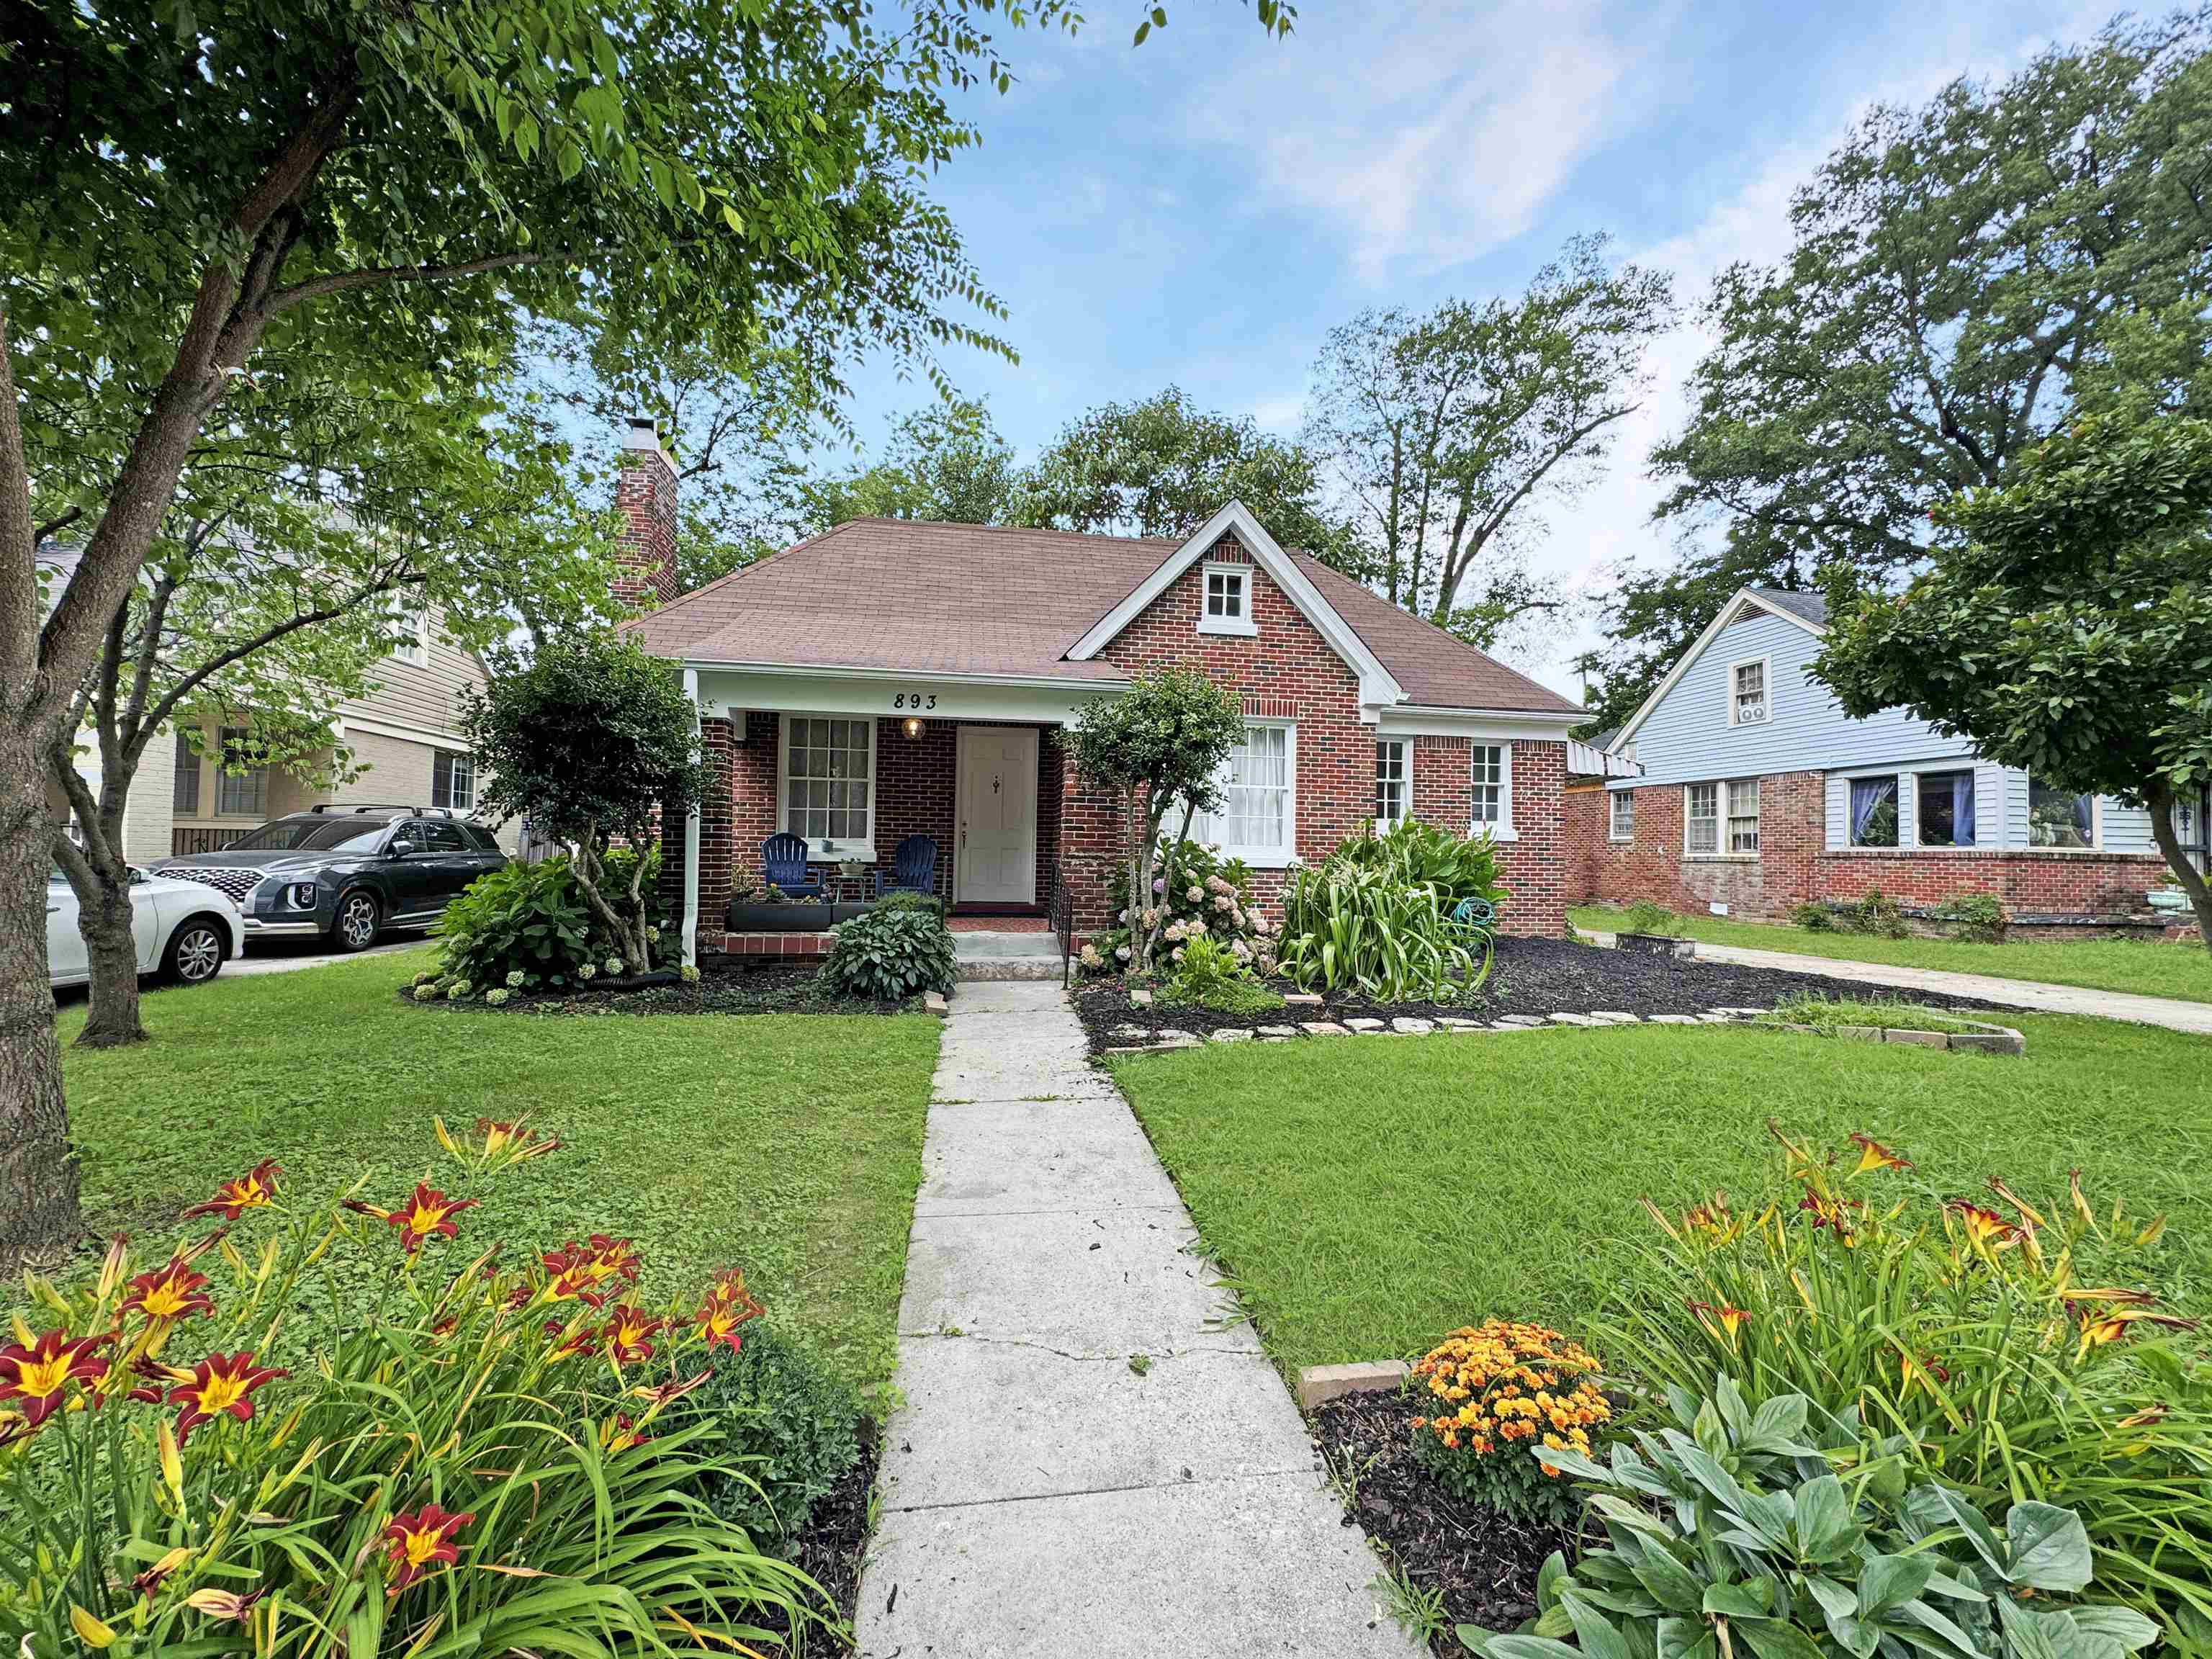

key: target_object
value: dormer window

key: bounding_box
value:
[1729,656,1769,726]
[1197,561,1257,636]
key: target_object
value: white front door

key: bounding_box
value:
[956,726,1038,905]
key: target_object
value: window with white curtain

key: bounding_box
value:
[1374,739,1408,828]
[215,727,266,817]
[781,716,876,851]
[1470,745,1507,831]
[1192,721,1294,864]
[1685,782,1719,855]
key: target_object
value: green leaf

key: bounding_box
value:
[1733,1620,1830,1659]
[1700,1580,1776,1619]
[1792,1473,1853,1562]
[1631,1545,1705,1615]
[1856,1553,1936,1619]
[1560,1591,1633,1659]
[2003,1502,2092,1593]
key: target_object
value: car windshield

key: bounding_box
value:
[226,817,394,853]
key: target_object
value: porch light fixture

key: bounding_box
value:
[901,715,925,740]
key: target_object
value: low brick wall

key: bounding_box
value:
[714,931,834,959]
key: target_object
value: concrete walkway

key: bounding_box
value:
[1581,929,2212,1036]
[855,980,1411,1658]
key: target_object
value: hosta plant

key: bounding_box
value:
[1599,1125,2212,1642]
[1406,1321,1615,1529]
[0,1119,826,1657]
[1461,1377,2161,1659]
[823,901,956,1000]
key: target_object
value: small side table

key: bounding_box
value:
[822,871,871,905]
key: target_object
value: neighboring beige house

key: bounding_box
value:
[170,603,515,855]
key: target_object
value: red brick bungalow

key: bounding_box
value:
[610,424,1585,961]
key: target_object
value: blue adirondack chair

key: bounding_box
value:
[761,832,824,899]
[876,835,939,899]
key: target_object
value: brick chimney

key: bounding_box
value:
[613,416,678,610]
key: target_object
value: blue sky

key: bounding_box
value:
[840,0,2116,698]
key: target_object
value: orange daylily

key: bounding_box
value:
[1948,1200,2018,1251]
[0,1327,110,1426]
[181,1158,282,1220]
[167,1351,287,1445]
[379,1503,475,1592]
[1850,1133,1912,1174]
[1690,1301,1750,1344]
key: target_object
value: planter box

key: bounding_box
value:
[727,899,835,932]
[1617,931,1695,960]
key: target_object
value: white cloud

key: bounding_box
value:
[1192,2,1641,283]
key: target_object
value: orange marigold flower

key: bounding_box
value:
[0,1328,111,1426]
[181,1158,282,1220]
[1849,1133,1912,1174]
[167,1351,287,1446]
[379,1503,475,1592]
[120,1256,215,1330]
[383,1184,477,1254]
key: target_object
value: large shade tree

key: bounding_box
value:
[1584,10,2212,732]
[1815,412,2212,945]
[1302,235,1673,652]
[0,0,1292,1260]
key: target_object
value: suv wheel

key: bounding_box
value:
[165,917,228,985]
[331,889,381,953]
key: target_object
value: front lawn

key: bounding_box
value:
[1111,1013,2212,1375]
[51,949,939,1395]
[1570,901,2212,1004]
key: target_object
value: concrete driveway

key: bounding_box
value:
[227,936,431,977]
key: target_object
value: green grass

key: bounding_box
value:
[1761,993,1994,1035]
[1110,1016,2212,1376]
[51,948,938,1396]
[1570,902,2212,1004]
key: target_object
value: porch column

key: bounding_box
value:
[680,669,701,969]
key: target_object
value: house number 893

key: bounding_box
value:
[891,692,938,710]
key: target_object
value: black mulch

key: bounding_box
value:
[783,1423,880,1655]
[1315,1388,1581,1655]
[1071,935,2015,1053]
[395,958,915,1019]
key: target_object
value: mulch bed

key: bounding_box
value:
[396,958,915,1018]
[782,1423,881,1654]
[1313,1388,1581,1653]
[1070,935,2015,1053]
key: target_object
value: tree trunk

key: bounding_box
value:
[2146,779,2212,949]
[69,860,148,1048]
[0,726,83,1266]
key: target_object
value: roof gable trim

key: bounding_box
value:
[1064,501,1403,706]
[1614,587,1829,747]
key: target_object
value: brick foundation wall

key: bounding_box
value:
[1812,848,2170,917]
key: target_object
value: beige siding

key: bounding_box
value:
[336,610,488,739]
[50,724,179,867]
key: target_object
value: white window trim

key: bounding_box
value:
[1844,771,1904,849]
[1725,654,1772,728]
[1725,776,1762,855]
[1468,742,1516,842]
[1683,780,1753,860]
[2025,775,2103,853]
[776,713,878,861]
[433,749,477,813]
[391,601,431,667]
[1909,766,1979,850]
[1374,737,1410,832]
[1196,560,1259,637]
[1193,718,1296,867]
[1607,788,1635,842]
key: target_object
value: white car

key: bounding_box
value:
[47,866,247,991]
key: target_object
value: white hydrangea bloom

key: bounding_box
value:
[505,970,525,989]
[486,988,510,1007]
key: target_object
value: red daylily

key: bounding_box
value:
[183,1588,264,1622]
[387,1184,477,1253]
[167,1351,287,1445]
[543,1318,599,1361]
[695,1294,761,1354]
[121,1256,215,1330]
[0,1328,111,1426]
[182,1159,282,1220]
[601,1305,663,1365]
[586,1233,641,1285]
[1948,1200,2019,1251]
[379,1503,475,1592]
[634,1368,713,1410]
[600,1412,648,1453]
[542,1244,613,1309]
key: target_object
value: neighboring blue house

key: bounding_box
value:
[1575,588,2205,930]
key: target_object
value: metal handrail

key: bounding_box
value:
[1048,871,1074,989]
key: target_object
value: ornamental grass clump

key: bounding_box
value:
[0,1115,828,1657]
[1407,1320,1614,1529]
[1600,1123,2212,1643]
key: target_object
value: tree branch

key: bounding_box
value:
[262,250,572,315]
[32,507,84,547]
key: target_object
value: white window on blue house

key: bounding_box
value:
[1848,775,1899,847]
[1609,790,1635,841]
[1915,770,1977,847]
[2028,777,2096,849]
[1728,657,1770,726]
[1726,778,1761,853]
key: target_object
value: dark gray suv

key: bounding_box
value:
[153,806,507,952]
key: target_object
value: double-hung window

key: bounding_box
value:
[172,736,201,815]
[1915,770,1976,848]
[2028,777,2095,849]
[1729,657,1770,725]
[215,727,266,817]
[1726,778,1761,853]
[1608,790,1635,841]
[433,750,476,812]
[1197,562,1256,635]
[1192,721,1294,865]
[1470,744,1509,835]
[1374,739,1408,829]
[1684,782,1720,855]
[781,716,876,853]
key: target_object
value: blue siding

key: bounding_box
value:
[1622,608,2153,853]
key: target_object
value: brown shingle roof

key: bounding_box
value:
[624,518,1581,714]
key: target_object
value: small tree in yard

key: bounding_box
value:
[1815,413,2212,947]
[1070,670,1246,975]
[464,636,711,974]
